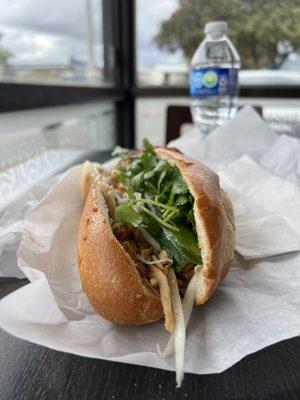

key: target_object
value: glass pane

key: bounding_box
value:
[0,101,116,209]
[136,97,190,147]
[136,98,300,147]
[136,0,300,87]
[0,0,111,86]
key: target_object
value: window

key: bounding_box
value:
[0,0,299,177]
[136,0,300,87]
[0,0,136,209]
[0,1,135,144]
[0,101,116,209]
[0,0,108,86]
[136,0,186,86]
[135,0,300,147]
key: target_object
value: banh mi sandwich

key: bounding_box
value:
[78,139,235,386]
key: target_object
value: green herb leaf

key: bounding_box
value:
[115,204,143,227]
[127,158,141,174]
[162,225,202,269]
[159,236,191,272]
[167,191,175,206]
[158,168,168,190]
[141,138,157,169]
[188,209,196,232]
[175,194,190,207]
[126,186,135,198]
[171,174,189,195]
[142,137,154,152]
[138,204,179,232]
[114,139,201,274]
[144,159,166,180]
[142,212,162,238]
[131,171,145,190]
[112,146,129,157]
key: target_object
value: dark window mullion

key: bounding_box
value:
[113,0,136,148]
[0,83,125,112]
[131,86,300,98]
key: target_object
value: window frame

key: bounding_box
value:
[0,0,136,149]
[0,0,299,150]
[131,86,300,98]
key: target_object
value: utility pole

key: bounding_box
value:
[86,0,95,77]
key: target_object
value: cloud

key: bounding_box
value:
[0,0,184,68]
[0,0,102,66]
[0,0,97,39]
[136,0,185,67]
[1,26,91,65]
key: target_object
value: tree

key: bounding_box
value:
[155,0,300,69]
[0,33,12,66]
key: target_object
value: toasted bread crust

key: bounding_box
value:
[78,148,235,325]
[155,147,235,304]
[78,180,164,325]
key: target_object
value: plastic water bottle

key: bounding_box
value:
[190,21,240,134]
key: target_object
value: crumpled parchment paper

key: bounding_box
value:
[0,106,299,376]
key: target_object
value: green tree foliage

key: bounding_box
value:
[155,0,300,69]
[0,33,11,66]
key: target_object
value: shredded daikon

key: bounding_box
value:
[167,267,186,387]
[150,266,174,333]
[139,227,161,252]
[158,267,200,359]
[136,254,172,266]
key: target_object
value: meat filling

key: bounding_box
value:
[92,169,196,290]
[95,167,196,332]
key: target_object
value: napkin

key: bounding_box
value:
[0,173,62,278]
[0,106,300,378]
[170,105,300,259]
[0,165,299,377]
[260,134,300,185]
[169,105,277,169]
[219,156,300,259]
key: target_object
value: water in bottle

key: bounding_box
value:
[190,21,240,134]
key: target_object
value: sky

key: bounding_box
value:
[0,0,185,68]
[0,0,105,67]
[136,0,185,68]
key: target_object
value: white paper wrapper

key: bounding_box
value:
[0,173,62,278]
[260,134,300,185]
[0,164,299,375]
[0,106,300,377]
[170,106,300,259]
[219,155,300,259]
[169,105,277,169]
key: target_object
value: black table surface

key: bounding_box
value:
[1,151,300,400]
[1,281,300,400]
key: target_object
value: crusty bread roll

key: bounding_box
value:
[78,179,164,326]
[155,148,235,304]
[77,148,235,326]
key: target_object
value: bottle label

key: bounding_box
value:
[190,68,238,97]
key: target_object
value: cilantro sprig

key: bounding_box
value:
[112,139,202,272]
[115,198,179,232]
